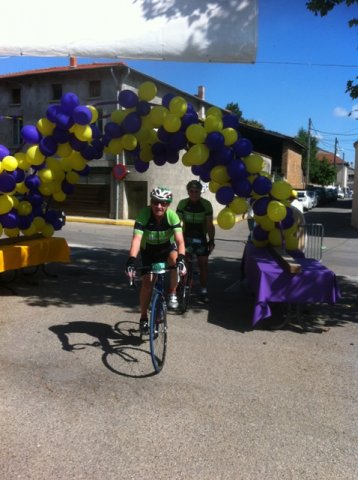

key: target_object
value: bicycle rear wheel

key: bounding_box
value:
[177,273,191,314]
[149,292,167,373]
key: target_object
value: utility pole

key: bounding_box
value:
[306,118,312,186]
[333,137,338,186]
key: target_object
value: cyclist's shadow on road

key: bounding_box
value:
[49,321,158,378]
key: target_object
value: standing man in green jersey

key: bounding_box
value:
[176,180,215,302]
[125,186,186,332]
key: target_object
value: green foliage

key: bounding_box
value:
[225,102,265,129]
[295,127,336,185]
[306,0,358,99]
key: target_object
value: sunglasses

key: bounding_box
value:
[151,200,170,206]
[188,190,200,194]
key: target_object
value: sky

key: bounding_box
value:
[0,0,357,164]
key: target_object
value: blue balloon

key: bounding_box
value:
[122,112,141,133]
[46,104,61,123]
[252,175,272,196]
[252,196,270,216]
[61,180,75,194]
[39,136,58,156]
[61,92,80,114]
[165,149,180,164]
[25,175,41,191]
[21,125,42,144]
[0,144,10,159]
[252,225,269,242]
[167,131,187,150]
[211,146,234,165]
[134,159,149,173]
[136,101,151,116]
[52,127,71,143]
[73,106,92,125]
[233,138,253,157]
[216,186,235,205]
[0,172,16,193]
[55,113,74,130]
[205,131,225,151]
[222,113,240,129]
[118,90,138,108]
[232,178,252,197]
[227,158,247,180]
[162,93,175,108]
[104,122,122,138]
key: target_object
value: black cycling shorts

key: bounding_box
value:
[185,236,209,257]
[140,243,177,275]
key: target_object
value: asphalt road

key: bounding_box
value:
[1,199,357,479]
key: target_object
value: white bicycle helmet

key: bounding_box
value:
[150,186,173,203]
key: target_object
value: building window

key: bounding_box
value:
[89,80,101,98]
[12,116,23,146]
[96,108,104,134]
[52,84,63,101]
[11,88,21,105]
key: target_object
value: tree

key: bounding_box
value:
[306,0,358,99]
[225,102,265,129]
[295,127,337,185]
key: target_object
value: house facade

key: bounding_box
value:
[0,59,305,219]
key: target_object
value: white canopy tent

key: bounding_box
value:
[1,0,257,63]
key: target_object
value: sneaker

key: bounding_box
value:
[167,293,179,309]
[139,317,149,334]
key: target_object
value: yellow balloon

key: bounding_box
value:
[217,207,236,230]
[0,225,3,237]
[210,165,230,184]
[107,138,123,155]
[53,191,66,202]
[163,114,181,133]
[285,235,299,251]
[271,180,293,201]
[229,197,248,214]
[209,180,221,193]
[36,117,55,136]
[26,146,45,166]
[260,215,276,232]
[0,195,14,215]
[14,152,31,170]
[73,124,92,142]
[39,183,55,196]
[185,124,207,144]
[169,96,187,117]
[244,154,264,174]
[46,157,63,172]
[39,168,54,183]
[2,155,18,172]
[87,105,98,123]
[186,144,209,165]
[18,201,32,216]
[22,225,37,236]
[68,152,87,171]
[4,228,19,238]
[204,115,223,133]
[135,126,150,143]
[222,128,238,146]
[149,106,168,127]
[56,142,73,158]
[206,106,222,118]
[267,200,287,222]
[138,81,157,101]
[122,134,138,151]
[268,228,283,247]
[181,152,192,167]
[66,171,80,184]
[42,224,55,238]
[16,182,29,195]
[139,145,153,162]
[110,109,126,124]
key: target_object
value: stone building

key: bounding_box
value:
[0,58,305,219]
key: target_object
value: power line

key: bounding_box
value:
[257,60,358,68]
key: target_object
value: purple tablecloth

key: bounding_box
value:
[244,243,341,326]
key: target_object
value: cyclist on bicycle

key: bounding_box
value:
[176,180,215,302]
[125,186,186,332]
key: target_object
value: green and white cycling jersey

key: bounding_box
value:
[134,206,182,250]
[176,197,213,238]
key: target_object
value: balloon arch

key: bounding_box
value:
[0,81,300,250]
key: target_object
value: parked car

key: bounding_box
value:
[297,190,313,211]
[306,190,318,208]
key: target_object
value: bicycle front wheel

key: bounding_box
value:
[177,274,191,314]
[149,292,168,373]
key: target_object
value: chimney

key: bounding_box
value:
[197,85,205,100]
[69,56,78,68]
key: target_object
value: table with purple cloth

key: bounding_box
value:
[243,243,341,327]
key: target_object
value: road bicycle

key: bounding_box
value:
[129,262,177,374]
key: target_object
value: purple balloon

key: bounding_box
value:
[52,126,71,143]
[222,113,240,129]
[122,112,141,133]
[136,101,151,116]
[252,225,269,242]
[39,136,58,157]
[232,178,252,197]
[252,196,270,216]
[252,175,272,196]
[0,144,10,160]
[227,158,247,180]
[61,92,80,114]
[21,125,42,144]
[46,104,61,123]
[215,186,235,205]
[0,211,19,228]
[118,90,138,108]
[205,131,225,151]
[25,175,41,191]
[104,121,122,138]
[233,138,253,157]
[134,159,149,173]
[162,93,175,108]
[0,172,16,193]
